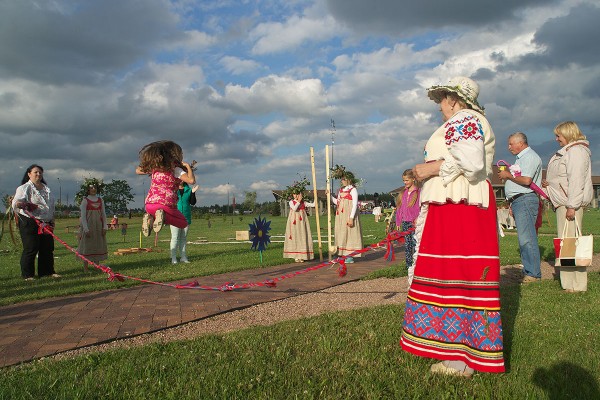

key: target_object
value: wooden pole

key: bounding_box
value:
[310,147,323,261]
[325,145,332,261]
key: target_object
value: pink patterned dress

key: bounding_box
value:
[146,171,180,207]
[144,170,188,229]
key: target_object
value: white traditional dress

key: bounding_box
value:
[77,195,108,264]
[400,109,505,373]
[283,200,314,261]
[332,185,363,257]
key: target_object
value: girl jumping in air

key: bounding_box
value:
[136,140,196,237]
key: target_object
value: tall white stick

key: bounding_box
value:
[310,147,323,261]
[325,145,332,261]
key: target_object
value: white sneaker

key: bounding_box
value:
[180,258,190,264]
[172,259,178,264]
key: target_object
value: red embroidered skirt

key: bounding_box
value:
[400,184,505,373]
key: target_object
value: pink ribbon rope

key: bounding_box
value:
[24,209,413,291]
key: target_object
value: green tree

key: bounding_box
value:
[242,191,257,213]
[268,201,281,216]
[103,179,134,212]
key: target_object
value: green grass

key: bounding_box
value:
[499,207,600,266]
[1,274,599,399]
[0,213,389,306]
[1,209,599,306]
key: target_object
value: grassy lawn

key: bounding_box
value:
[497,207,600,266]
[1,208,600,306]
[0,212,396,306]
[1,209,599,398]
[1,274,598,399]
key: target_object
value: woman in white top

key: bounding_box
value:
[329,168,363,263]
[542,121,593,292]
[400,77,504,376]
[12,164,59,280]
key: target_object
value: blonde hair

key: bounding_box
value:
[554,121,586,143]
[397,169,419,207]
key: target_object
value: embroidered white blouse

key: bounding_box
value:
[419,109,496,208]
[331,185,359,218]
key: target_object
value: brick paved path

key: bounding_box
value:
[3,239,594,369]
[0,248,391,368]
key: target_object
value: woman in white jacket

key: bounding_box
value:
[542,121,593,292]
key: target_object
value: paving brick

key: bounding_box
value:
[0,248,395,367]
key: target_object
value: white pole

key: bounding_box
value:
[310,147,323,261]
[325,145,332,261]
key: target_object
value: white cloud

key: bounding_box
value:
[1,0,599,209]
[250,15,340,55]
[220,75,331,116]
[179,30,218,49]
[220,56,264,75]
[249,180,279,191]
[202,183,238,197]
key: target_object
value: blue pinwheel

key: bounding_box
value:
[248,215,271,264]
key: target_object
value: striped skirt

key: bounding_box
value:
[400,184,505,373]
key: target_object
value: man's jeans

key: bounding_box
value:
[511,193,541,278]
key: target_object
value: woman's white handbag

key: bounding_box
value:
[553,219,593,267]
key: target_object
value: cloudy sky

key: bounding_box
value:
[1,0,599,209]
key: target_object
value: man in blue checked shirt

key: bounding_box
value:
[498,132,543,282]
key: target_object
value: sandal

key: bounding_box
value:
[153,209,164,233]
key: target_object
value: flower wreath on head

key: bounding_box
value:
[282,176,311,201]
[75,177,105,205]
[330,164,362,187]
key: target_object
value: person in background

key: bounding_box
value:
[12,164,60,281]
[372,205,382,222]
[372,193,382,222]
[395,169,420,277]
[329,165,363,264]
[283,187,315,263]
[170,182,199,264]
[400,76,504,376]
[542,121,593,292]
[110,215,119,228]
[498,132,543,283]
[76,179,108,272]
[136,140,196,237]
